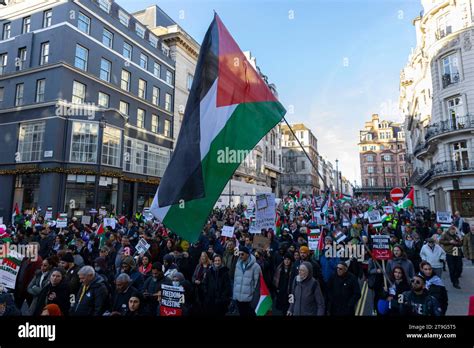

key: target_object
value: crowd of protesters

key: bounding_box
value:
[0,193,473,317]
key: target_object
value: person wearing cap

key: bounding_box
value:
[273,253,293,314]
[233,245,261,316]
[59,252,80,295]
[398,274,442,316]
[327,262,361,315]
[420,238,446,277]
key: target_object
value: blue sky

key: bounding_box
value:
[117,0,422,185]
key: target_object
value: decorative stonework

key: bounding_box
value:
[463,32,472,51]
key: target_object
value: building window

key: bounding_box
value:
[74,44,88,70]
[146,143,170,177]
[98,91,109,107]
[139,53,148,70]
[447,96,465,129]
[0,53,7,75]
[22,16,31,34]
[70,122,98,163]
[98,0,111,13]
[386,177,393,187]
[164,119,171,137]
[135,23,145,39]
[383,154,391,161]
[162,44,170,57]
[366,133,372,141]
[399,154,404,161]
[166,70,173,84]
[118,10,129,27]
[121,69,131,91]
[102,126,121,167]
[368,178,376,187]
[370,145,376,151]
[137,108,145,128]
[400,165,404,173]
[35,79,45,103]
[0,87,4,102]
[301,161,305,170]
[441,53,460,88]
[453,141,469,171]
[151,114,158,133]
[362,146,367,151]
[72,81,86,104]
[102,28,113,48]
[153,62,160,78]
[165,93,172,111]
[123,42,132,60]
[398,131,405,139]
[17,47,27,70]
[77,12,91,35]
[149,34,158,48]
[2,23,11,40]
[99,58,111,82]
[187,73,193,91]
[384,166,392,173]
[18,122,45,162]
[450,190,474,218]
[119,101,129,115]
[15,83,24,106]
[366,155,374,162]
[367,166,374,174]
[40,42,49,65]
[43,9,52,28]
[436,12,452,39]
[152,86,159,106]
[138,79,147,99]
[380,145,385,150]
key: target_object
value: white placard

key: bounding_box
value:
[308,235,319,251]
[56,213,68,228]
[383,206,394,214]
[104,218,116,229]
[136,237,150,255]
[436,212,452,225]
[367,210,382,224]
[250,193,275,233]
[221,225,235,238]
[81,215,91,225]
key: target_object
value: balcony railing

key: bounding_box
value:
[441,72,460,88]
[425,114,474,141]
[418,160,474,185]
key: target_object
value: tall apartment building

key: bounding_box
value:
[399,0,474,218]
[355,114,409,199]
[0,0,175,221]
[280,123,320,196]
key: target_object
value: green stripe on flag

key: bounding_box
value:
[256,295,272,316]
[163,101,285,241]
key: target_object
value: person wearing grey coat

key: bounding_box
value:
[27,258,53,314]
[233,246,261,316]
[288,262,325,316]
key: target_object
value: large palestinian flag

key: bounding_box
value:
[395,187,414,211]
[150,14,286,241]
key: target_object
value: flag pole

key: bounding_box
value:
[282,117,329,191]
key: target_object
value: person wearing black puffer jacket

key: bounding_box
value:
[70,266,108,316]
[33,268,70,316]
[202,254,232,316]
[327,262,361,315]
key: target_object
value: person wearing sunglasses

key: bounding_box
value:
[326,262,361,315]
[398,274,442,316]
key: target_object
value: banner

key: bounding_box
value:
[135,238,150,255]
[308,233,320,251]
[250,193,275,233]
[56,213,68,228]
[372,235,392,260]
[45,207,53,221]
[81,215,91,226]
[103,218,116,230]
[383,206,394,214]
[0,249,24,289]
[160,284,184,316]
[221,225,235,238]
[436,212,452,227]
[252,235,270,251]
[367,210,382,227]
[99,207,107,217]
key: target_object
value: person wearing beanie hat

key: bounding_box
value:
[41,303,62,316]
[233,241,261,316]
[273,252,293,314]
[120,256,144,291]
[59,252,80,296]
[239,245,250,255]
[287,261,325,316]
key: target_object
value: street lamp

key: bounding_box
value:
[93,113,107,213]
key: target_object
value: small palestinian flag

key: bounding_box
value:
[396,187,414,211]
[12,203,20,224]
[255,272,272,316]
[275,211,281,236]
[150,14,285,241]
